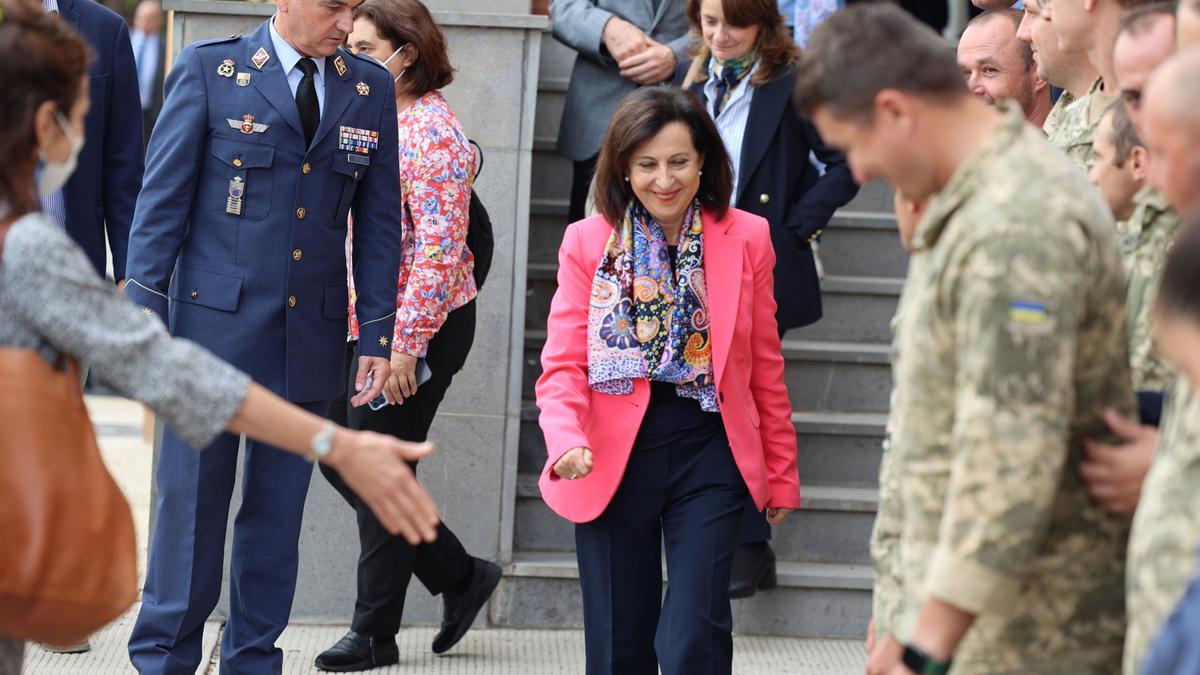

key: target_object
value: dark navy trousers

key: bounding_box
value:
[575,426,748,675]
[129,404,320,674]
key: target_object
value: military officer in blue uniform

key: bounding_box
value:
[123,0,402,670]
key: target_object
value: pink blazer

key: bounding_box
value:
[535,207,801,524]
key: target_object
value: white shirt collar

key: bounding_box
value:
[269,16,325,82]
[42,0,59,14]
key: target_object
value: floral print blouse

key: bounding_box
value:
[347,90,477,356]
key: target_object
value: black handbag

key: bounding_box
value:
[467,139,495,290]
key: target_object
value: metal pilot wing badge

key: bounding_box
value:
[227,114,270,134]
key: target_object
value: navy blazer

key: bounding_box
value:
[59,0,144,279]
[124,21,402,404]
[685,61,859,330]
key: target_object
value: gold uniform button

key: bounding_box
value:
[296,207,306,219]
[233,158,243,168]
[189,289,198,299]
[292,249,303,261]
[288,295,297,308]
[302,163,311,175]
[758,193,770,204]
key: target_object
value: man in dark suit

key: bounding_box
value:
[123,0,403,670]
[130,0,165,147]
[550,0,692,223]
[41,0,143,282]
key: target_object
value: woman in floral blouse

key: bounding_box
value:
[316,1,499,671]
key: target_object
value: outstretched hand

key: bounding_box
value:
[326,429,440,543]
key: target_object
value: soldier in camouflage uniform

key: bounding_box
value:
[795,6,1136,673]
[1117,48,1200,675]
[1123,187,1180,394]
[1135,222,1200,674]
[1014,0,1097,137]
[1046,76,1114,170]
[1124,380,1200,674]
[1042,89,1075,136]
[1088,102,1180,398]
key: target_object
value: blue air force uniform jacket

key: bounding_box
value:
[124,20,402,404]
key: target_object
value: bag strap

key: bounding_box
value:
[469,139,484,183]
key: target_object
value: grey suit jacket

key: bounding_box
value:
[550,0,692,161]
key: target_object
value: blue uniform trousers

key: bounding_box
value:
[128,404,320,674]
[575,423,747,675]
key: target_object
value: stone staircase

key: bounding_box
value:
[489,29,906,639]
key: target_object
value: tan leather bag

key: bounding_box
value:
[0,219,138,645]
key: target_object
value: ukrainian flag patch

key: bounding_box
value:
[1008,300,1049,324]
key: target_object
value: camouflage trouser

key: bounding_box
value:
[870,443,904,637]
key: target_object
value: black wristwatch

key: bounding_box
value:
[902,643,952,674]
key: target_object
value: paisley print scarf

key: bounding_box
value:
[586,200,719,412]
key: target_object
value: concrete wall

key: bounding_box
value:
[159,0,544,624]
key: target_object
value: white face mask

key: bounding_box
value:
[36,112,83,197]
[381,45,407,84]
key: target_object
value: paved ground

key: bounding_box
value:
[20,396,868,674]
[24,605,867,674]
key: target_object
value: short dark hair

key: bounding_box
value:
[592,86,733,226]
[1116,1,1176,42]
[793,3,966,119]
[353,0,453,94]
[0,0,90,217]
[965,8,1035,71]
[1102,101,1142,168]
[1156,216,1200,323]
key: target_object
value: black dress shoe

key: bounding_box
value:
[432,558,502,654]
[728,542,777,599]
[314,631,399,672]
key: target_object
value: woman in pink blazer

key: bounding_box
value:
[535,86,800,675]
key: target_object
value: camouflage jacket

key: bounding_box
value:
[1122,187,1181,392]
[1046,78,1117,173]
[879,105,1136,673]
[1125,379,1200,675]
[1042,89,1076,138]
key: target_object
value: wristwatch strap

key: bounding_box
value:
[902,644,952,675]
[309,420,336,462]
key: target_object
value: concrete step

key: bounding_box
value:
[514,475,877,566]
[527,203,570,265]
[520,331,892,413]
[821,211,908,278]
[788,276,901,344]
[493,551,873,638]
[533,88,566,151]
[517,404,887,487]
[844,179,893,214]
[523,262,902,345]
[531,146,573,203]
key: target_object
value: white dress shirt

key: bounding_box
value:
[130,29,161,111]
[269,17,325,116]
[703,60,757,201]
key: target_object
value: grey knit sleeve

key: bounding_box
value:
[0,216,251,449]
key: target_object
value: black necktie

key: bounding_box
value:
[295,57,319,147]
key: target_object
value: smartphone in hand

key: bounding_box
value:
[367,359,433,411]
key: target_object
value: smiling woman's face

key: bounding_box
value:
[626,121,703,230]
